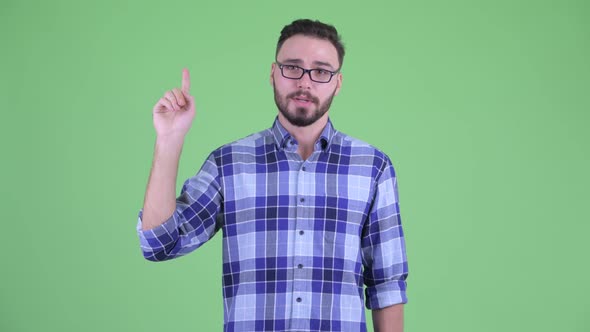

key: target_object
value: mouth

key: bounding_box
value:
[291,94,315,106]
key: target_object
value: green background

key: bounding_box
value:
[1,0,589,331]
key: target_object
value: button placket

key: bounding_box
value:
[292,158,307,311]
[293,156,314,316]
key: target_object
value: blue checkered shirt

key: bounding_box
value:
[137,118,408,331]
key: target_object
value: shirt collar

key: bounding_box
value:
[271,117,336,152]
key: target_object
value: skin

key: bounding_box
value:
[141,34,403,332]
[270,34,342,160]
[373,304,404,332]
[142,68,193,231]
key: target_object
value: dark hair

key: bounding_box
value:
[276,19,345,69]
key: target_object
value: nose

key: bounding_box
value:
[297,71,313,89]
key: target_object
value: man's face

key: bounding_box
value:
[271,34,343,127]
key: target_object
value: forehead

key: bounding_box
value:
[277,34,339,68]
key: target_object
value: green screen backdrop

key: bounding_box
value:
[1,0,589,331]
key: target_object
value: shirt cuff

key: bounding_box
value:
[365,279,408,309]
[136,210,179,256]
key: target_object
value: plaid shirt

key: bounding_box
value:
[137,118,408,332]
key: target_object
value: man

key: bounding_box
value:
[137,19,408,332]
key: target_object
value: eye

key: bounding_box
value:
[285,65,299,71]
[314,69,332,77]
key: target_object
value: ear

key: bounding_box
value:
[333,72,343,96]
[270,62,276,86]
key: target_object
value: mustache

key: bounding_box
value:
[286,91,319,104]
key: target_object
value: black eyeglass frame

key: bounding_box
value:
[275,61,340,83]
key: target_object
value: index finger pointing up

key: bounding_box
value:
[181,68,191,94]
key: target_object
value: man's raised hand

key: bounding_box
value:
[152,68,196,138]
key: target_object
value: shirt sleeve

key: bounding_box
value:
[361,157,408,309]
[136,153,223,261]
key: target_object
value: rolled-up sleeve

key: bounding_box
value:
[136,153,223,261]
[361,157,408,309]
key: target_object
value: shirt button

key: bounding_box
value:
[299,197,305,203]
[296,297,302,303]
[298,264,303,269]
[302,166,306,171]
[299,230,304,235]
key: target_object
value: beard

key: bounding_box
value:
[273,82,337,127]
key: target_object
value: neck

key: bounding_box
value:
[278,112,329,160]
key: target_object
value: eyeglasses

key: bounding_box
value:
[276,62,339,83]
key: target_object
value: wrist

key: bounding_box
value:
[155,133,186,146]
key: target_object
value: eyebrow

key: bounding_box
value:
[280,58,337,70]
